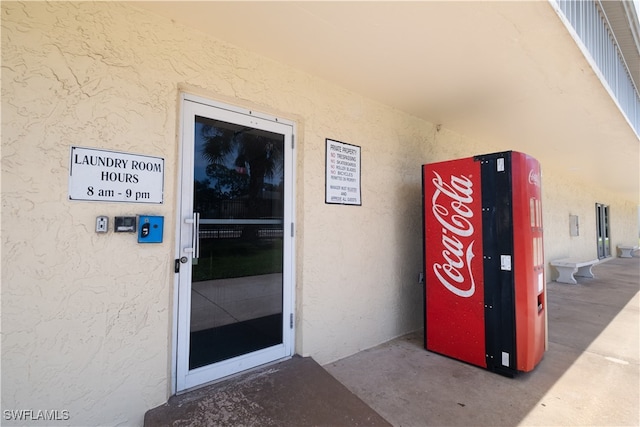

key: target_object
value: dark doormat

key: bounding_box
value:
[144,356,391,427]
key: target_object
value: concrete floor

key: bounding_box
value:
[326,256,639,426]
[145,356,390,426]
[147,256,639,426]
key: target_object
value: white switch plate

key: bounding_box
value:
[96,216,108,233]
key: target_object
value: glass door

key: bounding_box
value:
[596,203,611,259]
[177,96,294,391]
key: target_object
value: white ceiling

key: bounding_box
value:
[133,1,639,202]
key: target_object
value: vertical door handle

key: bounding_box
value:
[193,212,200,259]
[184,212,200,259]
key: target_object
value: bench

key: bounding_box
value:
[550,258,599,284]
[617,245,639,258]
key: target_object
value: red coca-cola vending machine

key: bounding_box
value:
[422,151,546,376]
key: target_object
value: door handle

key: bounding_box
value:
[193,212,200,259]
[184,212,200,259]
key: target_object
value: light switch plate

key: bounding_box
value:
[96,216,108,233]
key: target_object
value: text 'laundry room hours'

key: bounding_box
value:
[68,146,164,204]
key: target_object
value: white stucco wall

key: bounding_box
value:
[2,2,638,426]
[2,3,179,426]
[542,167,639,278]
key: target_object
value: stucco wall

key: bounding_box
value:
[2,2,638,426]
[2,3,179,426]
[1,2,433,424]
[542,167,639,279]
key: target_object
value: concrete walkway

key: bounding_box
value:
[146,257,638,426]
[145,356,390,426]
[326,256,639,426]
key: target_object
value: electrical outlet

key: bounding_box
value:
[96,216,108,233]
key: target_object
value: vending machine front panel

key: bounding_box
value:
[423,157,487,368]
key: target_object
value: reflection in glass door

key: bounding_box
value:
[177,96,294,391]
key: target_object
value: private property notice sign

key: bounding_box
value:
[69,146,164,203]
[325,139,361,205]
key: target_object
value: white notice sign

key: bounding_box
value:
[69,146,164,204]
[325,139,361,205]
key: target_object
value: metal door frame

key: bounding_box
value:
[172,93,296,393]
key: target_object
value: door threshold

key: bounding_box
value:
[177,355,293,396]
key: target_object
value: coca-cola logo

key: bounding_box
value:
[528,169,540,187]
[431,172,476,298]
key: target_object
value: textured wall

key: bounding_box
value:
[1,2,179,426]
[542,167,639,279]
[1,2,638,426]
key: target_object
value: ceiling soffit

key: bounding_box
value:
[132,1,639,202]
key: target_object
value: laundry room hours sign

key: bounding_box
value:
[68,146,164,204]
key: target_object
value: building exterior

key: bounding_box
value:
[2,1,638,426]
